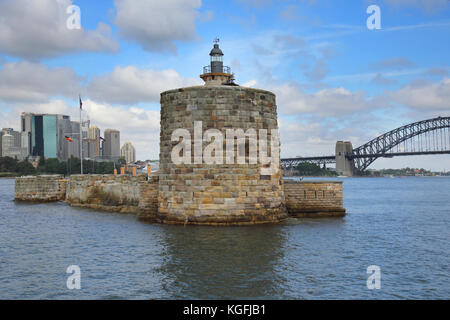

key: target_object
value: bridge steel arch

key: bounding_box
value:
[350,116,450,173]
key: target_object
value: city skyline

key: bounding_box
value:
[0,111,138,163]
[0,0,448,170]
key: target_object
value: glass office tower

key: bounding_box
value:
[43,115,57,158]
[31,115,58,158]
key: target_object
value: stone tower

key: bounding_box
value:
[158,41,287,225]
[335,141,355,176]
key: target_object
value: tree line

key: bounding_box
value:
[0,156,119,176]
[293,162,338,177]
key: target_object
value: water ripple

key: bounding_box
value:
[0,177,449,299]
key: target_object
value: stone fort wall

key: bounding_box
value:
[15,175,158,221]
[15,175,67,202]
[14,175,345,221]
[284,180,345,218]
[159,86,287,225]
[65,174,159,221]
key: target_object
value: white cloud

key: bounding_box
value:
[242,79,257,87]
[389,78,450,111]
[83,99,160,160]
[0,61,202,105]
[304,59,330,82]
[0,0,118,59]
[371,73,397,86]
[279,119,334,157]
[87,66,202,104]
[0,61,82,102]
[371,57,415,70]
[273,82,375,117]
[114,0,201,52]
[423,67,449,78]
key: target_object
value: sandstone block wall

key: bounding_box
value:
[137,175,159,222]
[159,86,287,225]
[284,180,345,218]
[14,175,67,202]
[65,175,158,217]
[14,175,346,222]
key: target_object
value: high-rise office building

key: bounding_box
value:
[82,139,97,159]
[19,112,107,162]
[81,120,90,139]
[121,142,136,164]
[2,128,21,147]
[1,133,13,157]
[104,129,120,161]
[88,125,101,158]
[21,113,75,160]
[20,113,32,156]
[1,128,27,159]
[30,114,58,158]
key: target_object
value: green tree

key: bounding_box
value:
[118,157,126,166]
[295,162,337,177]
[15,160,36,175]
[0,156,18,172]
[37,156,46,171]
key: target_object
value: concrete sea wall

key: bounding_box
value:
[14,175,345,222]
[284,180,345,218]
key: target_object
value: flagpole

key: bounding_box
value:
[79,95,83,175]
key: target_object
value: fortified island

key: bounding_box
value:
[14,43,345,225]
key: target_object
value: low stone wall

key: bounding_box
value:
[14,175,346,222]
[137,175,159,222]
[14,175,67,202]
[65,175,158,219]
[284,180,345,218]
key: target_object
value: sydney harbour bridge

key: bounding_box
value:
[281,116,450,176]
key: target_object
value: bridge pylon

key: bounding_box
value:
[335,141,355,176]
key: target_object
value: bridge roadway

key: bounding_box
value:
[281,150,450,166]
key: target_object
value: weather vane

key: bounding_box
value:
[214,38,220,44]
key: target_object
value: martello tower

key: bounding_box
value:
[158,41,286,225]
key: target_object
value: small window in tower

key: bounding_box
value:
[212,76,215,80]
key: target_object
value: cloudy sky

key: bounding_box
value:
[0,0,449,170]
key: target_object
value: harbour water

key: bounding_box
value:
[0,177,449,299]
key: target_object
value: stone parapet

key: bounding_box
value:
[284,180,345,218]
[65,174,150,215]
[137,175,159,222]
[14,175,67,202]
[13,176,346,222]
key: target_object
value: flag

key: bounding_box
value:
[79,95,82,110]
[65,136,73,142]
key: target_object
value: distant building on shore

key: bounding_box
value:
[104,129,120,161]
[121,142,136,164]
[1,112,123,163]
[1,128,28,160]
[21,112,75,160]
[88,125,101,158]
